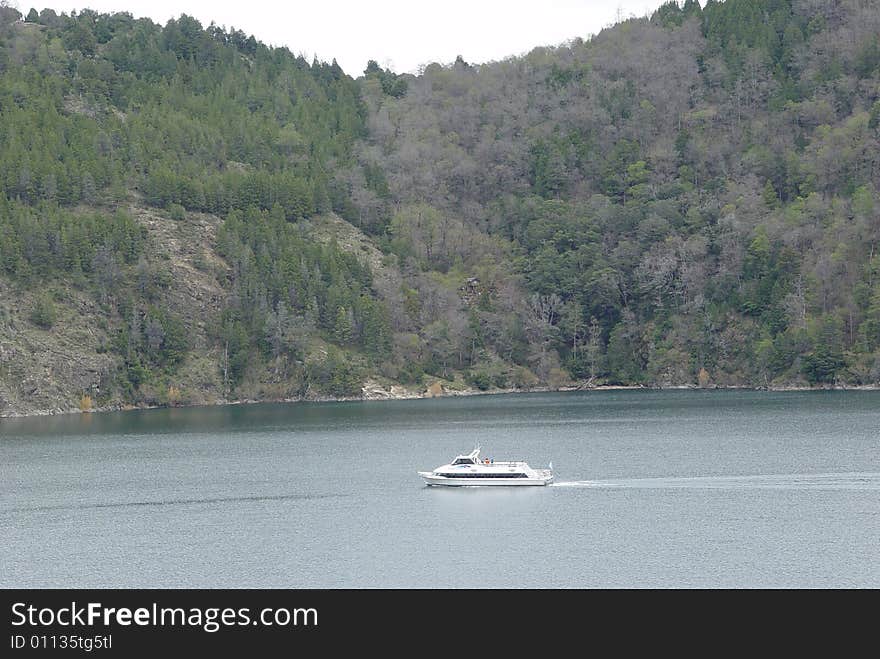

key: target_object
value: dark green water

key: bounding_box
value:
[2,390,878,587]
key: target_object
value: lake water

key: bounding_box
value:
[2,390,878,588]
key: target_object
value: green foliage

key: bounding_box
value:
[802,316,845,384]
[361,0,880,388]
[0,11,384,403]
[529,139,568,198]
[870,101,880,131]
[219,315,251,389]
[4,1,880,402]
[113,302,189,394]
[364,60,408,98]
[307,347,363,396]
[653,0,702,28]
[215,205,392,390]
[333,306,354,344]
[397,359,425,385]
[466,370,492,391]
[0,11,366,220]
[167,203,186,221]
[30,292,57,329]
[357,294,391,356]
[0,201,144,280]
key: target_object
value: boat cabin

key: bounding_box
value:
[451,449,481,465]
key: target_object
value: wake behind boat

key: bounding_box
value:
[419,448,553,487]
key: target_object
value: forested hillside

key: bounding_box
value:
[356,0,880,388]
[0,4,394,413]
[1,0,879,414]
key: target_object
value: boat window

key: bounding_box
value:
[438,472,528,478]
[452,458,474,465]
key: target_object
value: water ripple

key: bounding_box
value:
[0,492,346,515]
[551,472,880,491]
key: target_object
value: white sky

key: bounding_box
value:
[26,1,668,76]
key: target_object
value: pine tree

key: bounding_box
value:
[333,306,354,345]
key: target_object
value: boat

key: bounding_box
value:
[418,448,553,486]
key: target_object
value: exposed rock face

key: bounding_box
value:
[0,279,117,416]
[360,380,421,400]
[425,381,443,397]
[132,206,228,352]
[0,206,230,417]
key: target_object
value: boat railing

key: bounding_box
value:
[469,459,550,470]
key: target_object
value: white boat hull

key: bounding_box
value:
[419,470,553,487]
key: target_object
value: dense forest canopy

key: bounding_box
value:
[1,0,880,411]
[0,4,383,402]
[354,0,880,387]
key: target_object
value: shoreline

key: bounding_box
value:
[2,382,880,419]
